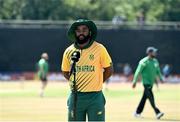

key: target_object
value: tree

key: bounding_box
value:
[0,0,179,21]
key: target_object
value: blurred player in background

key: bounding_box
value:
[162,64,171,78]
[123,63,132,81]
[38,52,49,97]
[132,47,164,119]
[61,19,113,121]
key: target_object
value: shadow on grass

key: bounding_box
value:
[133,117,180,122]
[160,118,180,121]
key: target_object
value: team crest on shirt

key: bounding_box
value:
[89,54,94,60]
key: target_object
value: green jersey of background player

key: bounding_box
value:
[38,52,49,97]
[132,47,164,120]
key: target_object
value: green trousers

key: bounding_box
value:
[67,91,106,122]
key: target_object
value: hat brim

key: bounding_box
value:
[146,47,158,54]
[67,20,97,42]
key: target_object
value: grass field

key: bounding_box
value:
[0,81,180,122]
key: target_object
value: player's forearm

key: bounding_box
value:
[62,71,70,80]
[132,66,142,84]
[159,74,163,81]
[157,67,163,81]
[103,66,113,82]
[132,73,139,84]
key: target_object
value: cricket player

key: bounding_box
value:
[132,47,164,119]
[38,52,49,97]
[61,19,113,121]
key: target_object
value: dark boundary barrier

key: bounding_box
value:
[0,28,180,73]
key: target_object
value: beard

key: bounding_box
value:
[151,55,156,58]
[149,53,156,58]
[76,34,91,44]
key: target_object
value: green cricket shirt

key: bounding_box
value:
[38,58,49,78]
[133,56,163,86]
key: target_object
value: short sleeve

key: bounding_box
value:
[61,50,71,72]
[100,45,112,68]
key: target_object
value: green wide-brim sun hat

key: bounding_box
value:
[67,19,97,42]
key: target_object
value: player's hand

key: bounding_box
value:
[155,83,159,91]
[132,83,136,89]
[156,82,159,88]
[160,79,165,84]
